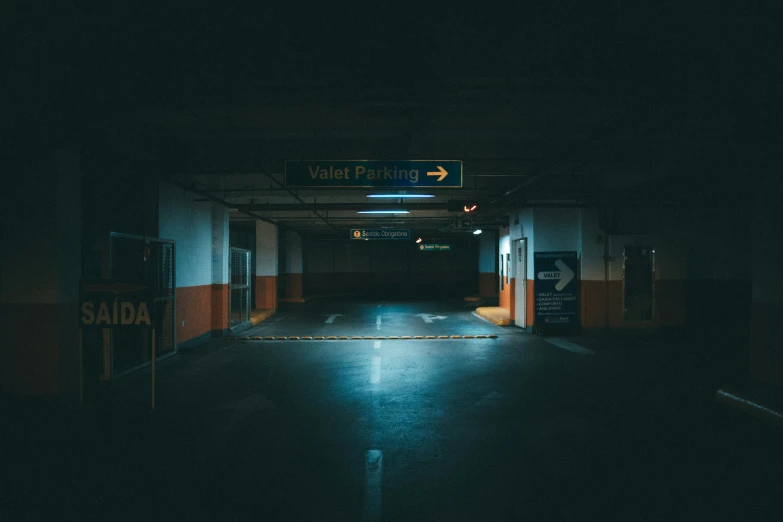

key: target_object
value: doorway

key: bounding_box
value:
[229,247,252,329]
[513,239,527,328]
[623,245,655,321]
[108,232,176,377]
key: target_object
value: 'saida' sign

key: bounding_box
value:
[79,280,154,328]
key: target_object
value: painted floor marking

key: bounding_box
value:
[362,449,383,521]
[373,340,381,350]
[416,313,447,323]
[370,356,381,384]
[324,313,343,324]
[545,337,595,355]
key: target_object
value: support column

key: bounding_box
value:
[255,221,279,309]
[750,185,783,387]
[478,230,497,298]
[211,204,229,335]
[280,231,303,301]
[1,147,81,399]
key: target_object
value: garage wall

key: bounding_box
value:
[478,230,497,297]
[580,207,689,330]
[750,186,783,387]
[1,147,82,397]
[500,206,695,330]
[280,231,303,300]
[303,239,478,298]
[159,181,228,346]
[498,226,512,311]
[255,221,278,309]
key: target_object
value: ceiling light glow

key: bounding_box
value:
[473,229,482,235]
[367,194,434,198]
[357,210,410,214]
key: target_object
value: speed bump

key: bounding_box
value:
[234,334,499,341]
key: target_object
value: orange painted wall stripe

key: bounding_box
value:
[509,277,516,320]
[527,279,534,327]
[210,284,229,332]
[478,273,496,297]
[255,275,278,309]
[1,304,61,394]
[280,273,303,300]
[176,285,212,343]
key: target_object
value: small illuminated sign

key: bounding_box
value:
[350,229,411,240]
[418,244,451,251]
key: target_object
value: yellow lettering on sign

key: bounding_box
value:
[121,302,135,324]
[95,302,111,325]
[135,302,151,326]
[81,302,95,324]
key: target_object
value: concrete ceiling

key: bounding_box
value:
[4,3,779,239]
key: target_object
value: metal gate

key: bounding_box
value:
[108,233,176,377]
[229,247,251,328]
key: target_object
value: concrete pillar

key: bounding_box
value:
[255,221,279,309]
[1,148,81,399]
[478,230,497,297]
[280,231,303,301]
[211,204,229,335]
[750,185,783,386]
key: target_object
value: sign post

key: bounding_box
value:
[286,160,462,188]
[79,279,155,407]
[534,251,579,333]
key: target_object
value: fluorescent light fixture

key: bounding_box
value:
[357,210,410,214]
[473,229,482,235]
[366,194,434,198]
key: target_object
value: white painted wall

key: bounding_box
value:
[498,226,510,263]
[507,208,535,280]
[532,208,580,253]
[211,205,229,285]
[580,208,606,281]
[284,231,303,274]
[478,230,496,273]
[256,221,279,276]
[159,181,213,288]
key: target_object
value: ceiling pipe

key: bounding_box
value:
[170,179,295,232]
[235,202,450,212]
[185,109,338,232]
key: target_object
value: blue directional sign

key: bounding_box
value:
[350,229,411,240]
[534,251,579,328]
[286,160,462,188]
[418,244,451,251]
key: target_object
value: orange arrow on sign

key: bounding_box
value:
[426,165,448,182]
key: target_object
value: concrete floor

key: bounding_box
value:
[2,299,782,521]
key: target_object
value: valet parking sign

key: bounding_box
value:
[534,251,579,327]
